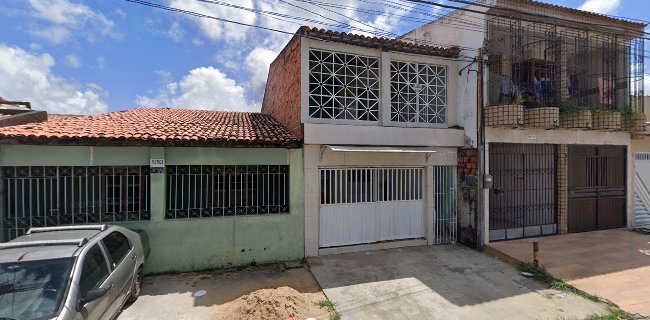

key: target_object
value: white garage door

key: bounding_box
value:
[319,167,425,248]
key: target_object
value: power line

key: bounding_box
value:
[123,0,479,62]
[404,0,650,40]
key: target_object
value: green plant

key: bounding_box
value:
[513,95,525,106]
[517,262,634,319]
[317,299,341,320]
[623,105,645,117]
[558,100,585,117]
[588,105,617,115]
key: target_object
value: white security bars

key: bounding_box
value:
[391,61,447,124]
[308,49,380,121]
[433,166,457,244]
[2,166,150,239]
[319,167,424,247]
[320,168,422,205]
[165,165,289,219]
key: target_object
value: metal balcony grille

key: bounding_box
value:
[2,166,150,240]
[308,48,380,121]
[391,61,447,124]
[165,165,290,219]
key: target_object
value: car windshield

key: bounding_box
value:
[0,258,74,320]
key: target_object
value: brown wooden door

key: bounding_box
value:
[568,145,626,233]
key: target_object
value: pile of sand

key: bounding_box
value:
[215,286,325,320]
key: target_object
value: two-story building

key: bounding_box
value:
[404,0,646,245]
[263,27,468,256]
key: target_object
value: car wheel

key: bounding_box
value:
[127,267,143,304]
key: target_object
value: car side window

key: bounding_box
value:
[79,244,110,297]
[102,231,131,267]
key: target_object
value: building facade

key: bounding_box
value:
[404,0,646,245]
[263,27,467,256]
[0,109,304,273]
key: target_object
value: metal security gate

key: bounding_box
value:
[319,167,424,248]
[489,144,557,241]
[434,166,457,244]
[568,146,626,232]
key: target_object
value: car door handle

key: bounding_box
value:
[107,283,115,291]
[131,254,136,260]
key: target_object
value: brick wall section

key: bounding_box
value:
[557,144,568,234]
[458,148,478,176]
[261,35,303,138]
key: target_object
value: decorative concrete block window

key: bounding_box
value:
[308,48,380,121]
[2,166,151,239]
[165,165,289,219]
[390,61,447,124]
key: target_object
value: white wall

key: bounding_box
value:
[401,2,490,148]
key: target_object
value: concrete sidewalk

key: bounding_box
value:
[309,245,606,320]
[486,229,650,317]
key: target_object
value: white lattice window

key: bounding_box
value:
[390,61,447,124]
[308,49,380,121]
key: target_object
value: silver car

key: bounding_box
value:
[0,225,149,320]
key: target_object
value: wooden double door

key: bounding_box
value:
[568,145,627,232]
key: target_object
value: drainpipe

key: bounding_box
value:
[477,47,486,250]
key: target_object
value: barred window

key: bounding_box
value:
[391,61,447,124]
[2,166,150,239]
[308,49,380,121]
[165,165,289,219]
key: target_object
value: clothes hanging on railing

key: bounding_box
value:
[598,76,614,105]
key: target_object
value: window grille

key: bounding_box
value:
[320,168,423,205]
[308,49,380,121]
[2,166,150,239]
[165,165,290,219]
[390,61,447,124]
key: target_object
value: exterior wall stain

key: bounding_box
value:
[457,148,480,248]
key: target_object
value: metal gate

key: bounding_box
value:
[489,144,557,241]
[319,167,424,248]
[568,146,626,232]
[434,166,457,244]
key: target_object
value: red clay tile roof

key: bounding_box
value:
[297,26,461,58]
[46,114,87,122]
[0,108,301,147]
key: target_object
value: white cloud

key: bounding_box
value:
[578,0,621,14]
[26,0,121,44]
[168,21,184,41]
[245,47,276,91]
[114,8,126,19]
[168,0,256,42]
[0,44,108,114]
[65,54,81,68]
[136,67,258,111]
[192,37,204,47]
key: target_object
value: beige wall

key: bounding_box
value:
[303,144,457,256]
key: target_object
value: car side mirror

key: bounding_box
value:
[76,288,109,311]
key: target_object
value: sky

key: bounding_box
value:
[0,0,648,115]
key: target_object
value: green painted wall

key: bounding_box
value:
[0,145,305,274]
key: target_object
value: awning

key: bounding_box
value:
[321,145,441,161]
[325,145,438,153]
